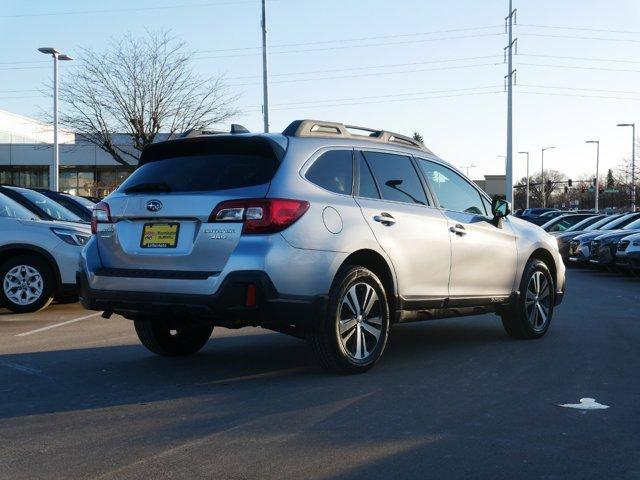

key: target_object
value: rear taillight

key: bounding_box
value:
[209,198,309,234]
[91,201,112,234]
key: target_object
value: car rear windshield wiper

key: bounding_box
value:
[123,182,172,194]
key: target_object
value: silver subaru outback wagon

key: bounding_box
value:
[79,120,566,374]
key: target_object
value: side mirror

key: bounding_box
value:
[491,197,511,219]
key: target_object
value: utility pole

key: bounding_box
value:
[518,151,529,209]
[617,123,636,212]
[504,0,517,205]
[261,0,270,133]
[586,140,600,212]
[541,146,555,207]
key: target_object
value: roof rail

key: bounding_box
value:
[282,119,433,154]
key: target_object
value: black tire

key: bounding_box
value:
[134,318,214,356]
[0,255,55,313]
[309,265,390,374]
[501,259,555,339]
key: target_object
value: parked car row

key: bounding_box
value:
[0,186,93,313]
[550,211,640,274]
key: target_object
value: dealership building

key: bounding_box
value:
[0,108,135,197]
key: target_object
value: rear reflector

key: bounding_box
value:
[210,198,309,234]
[245,283,257,307]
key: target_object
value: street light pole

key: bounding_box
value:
[586,140,600,212]
[38,47,73,192]
[617,123,636,212]
[541,146,555,208]
[261,0,270,133]
[461,164,476,177]
[518,151,529,209]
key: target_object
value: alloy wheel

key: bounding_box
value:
[524,271,551,332]
[3,265,44,306]
[338,282,383,360]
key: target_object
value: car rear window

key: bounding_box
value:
[122,137,281,193]
[120,154,277,193]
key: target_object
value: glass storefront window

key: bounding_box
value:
[2,165,132,198]
[77,171,94,196]
[9,167,49,188]
[60,170,78,193]
[1,169,12,185]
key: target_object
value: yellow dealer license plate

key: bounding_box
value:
[141,223,180,248]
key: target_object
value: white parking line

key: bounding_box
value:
[15,312,102,337]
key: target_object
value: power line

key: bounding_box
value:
[226,55,502,80]
[0,60,48,66]
[0,0,267,18]
[228,62,501,87]
[519,23,640,36]
[195,25,503,53]
[518,90,640,102]
[520,53,640,65]
[0,89,41,94]
[267,91,505,111]
[518,62,640,74]
[0,32,505,69]
[239,85,504,108]
[519,32,640,44]
[519,84,640,96]
[194,33,505,59]
[0,94,48,100]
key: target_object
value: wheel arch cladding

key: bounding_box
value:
[0,245,61,289]
[340,249,396,311]
[528,248,557,287]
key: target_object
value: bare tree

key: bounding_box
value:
[515,169,566,208]
[59,31,238,166]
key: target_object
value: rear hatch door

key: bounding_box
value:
[96,136,282,274]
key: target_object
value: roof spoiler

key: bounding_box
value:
[282,119,433,154]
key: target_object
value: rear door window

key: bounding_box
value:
[305,150,353,195]
[362,151,428,205]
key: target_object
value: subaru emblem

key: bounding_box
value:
[146,200,163,212]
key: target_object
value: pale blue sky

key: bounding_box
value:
[2,0,640,182]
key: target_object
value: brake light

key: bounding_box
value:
[209,198,309,234]
[91,201,112,234]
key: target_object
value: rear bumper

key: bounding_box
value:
[78,270,327,333]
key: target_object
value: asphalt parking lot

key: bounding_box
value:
[1,268,639,480]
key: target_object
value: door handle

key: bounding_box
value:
[449,224,467,236]
[373,213,396,226]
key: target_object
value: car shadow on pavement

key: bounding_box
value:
[0,316,509,421]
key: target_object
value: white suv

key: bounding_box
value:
[0,192,91,313]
